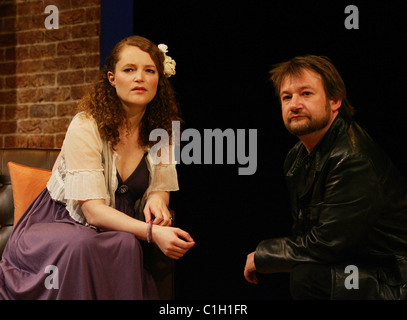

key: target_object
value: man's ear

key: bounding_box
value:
[107,71,115,87]
[329,96,342,112]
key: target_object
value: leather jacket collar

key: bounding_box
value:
[287,113,349,177]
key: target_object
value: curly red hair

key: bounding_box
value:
[77,35,182,148]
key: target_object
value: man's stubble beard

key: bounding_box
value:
[285,100,332,137]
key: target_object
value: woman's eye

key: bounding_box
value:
[146,69,156,73]
[281,95,291,101]
[124,68,133,72]
[303,91,312,96]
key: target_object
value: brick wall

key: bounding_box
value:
[0,0,101,148]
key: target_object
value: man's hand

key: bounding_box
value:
[244,252,258,284]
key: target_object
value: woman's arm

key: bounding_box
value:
[80,199,195,259]
[80,199,149,238]
[145,144,179,225]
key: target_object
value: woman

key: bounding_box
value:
[0,35,194,299]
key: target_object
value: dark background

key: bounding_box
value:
[102,0,407,299]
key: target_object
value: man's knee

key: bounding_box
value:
[290,263,332,300]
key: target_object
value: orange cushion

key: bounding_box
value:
[7,162,52,226]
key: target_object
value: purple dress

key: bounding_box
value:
[0,153,159,300]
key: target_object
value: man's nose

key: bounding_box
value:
[289,94,302,110]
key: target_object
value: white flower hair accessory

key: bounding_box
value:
[158,43,176,78]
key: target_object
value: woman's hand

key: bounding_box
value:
[144,191,172,226]
[151,225,195,259]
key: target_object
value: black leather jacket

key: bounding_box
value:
[255,114,407,299]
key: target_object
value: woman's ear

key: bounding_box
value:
[107,71,116,87]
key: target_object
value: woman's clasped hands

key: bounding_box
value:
[144,191,195,260]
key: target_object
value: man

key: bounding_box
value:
[244,55,407,299]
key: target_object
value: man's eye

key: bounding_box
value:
[303,91,312,96]
[124,68,133,72]
[282,96,291,101]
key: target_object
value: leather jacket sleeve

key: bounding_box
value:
[254,154,382,273]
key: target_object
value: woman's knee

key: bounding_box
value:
[113,231,142,255]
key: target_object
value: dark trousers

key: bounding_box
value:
[290,263,332,300]
[289,262,407,300]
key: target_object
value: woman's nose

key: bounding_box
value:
[134,70,144,82]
